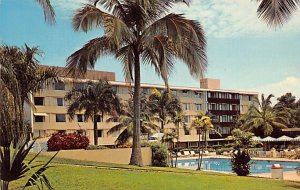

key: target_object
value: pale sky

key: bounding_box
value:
[1,0,300,101]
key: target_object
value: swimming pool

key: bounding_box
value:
[176,158,300,174]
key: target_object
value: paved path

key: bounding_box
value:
[253,171,300,182]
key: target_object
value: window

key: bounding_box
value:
[208,92,211,98]
[57,130,66,134]
[74,83,85,90]
[142,88,150,95]
[195,104,202,111]
[197,129,201,135]
[55,82,65,90]
[56,114,66,122]
[112,86,118,93]
[171,90,177,96]
[183,103,190,110]
[184,116,190,123]
[182,90,189,97]
[194,92,202,98]
[96,115,102,122]
[184,129,190,135]
[77,114,84,122]
[211,103,216,110]
[97,129,103,138]
[34,97,44,106]
[34,116,44,122]
[57,98,64,106]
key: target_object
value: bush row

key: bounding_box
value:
[47,133,89,151]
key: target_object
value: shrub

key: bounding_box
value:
[231,150,251,176]
[150,143,168,167]
[47,133,89,151]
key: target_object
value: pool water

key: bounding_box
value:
[176,158,300,174]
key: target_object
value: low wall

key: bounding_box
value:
[43,147,152,166]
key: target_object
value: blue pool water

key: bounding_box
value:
[176,158,300,174]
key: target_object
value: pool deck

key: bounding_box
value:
[176,155,300,162]
[252,171,300,182]
[175,155,300,182]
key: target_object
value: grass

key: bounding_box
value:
[9,153,300,190]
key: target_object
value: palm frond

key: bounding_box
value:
[257,0,299,27]
[65,36,117,77]
[36,0,56,24]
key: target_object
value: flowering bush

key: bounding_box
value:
[47,133,89,151]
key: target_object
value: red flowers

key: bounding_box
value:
[47,132,89,151]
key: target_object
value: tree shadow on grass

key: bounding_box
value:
[283,182,300,189]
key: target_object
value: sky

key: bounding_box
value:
[1,0,300,102]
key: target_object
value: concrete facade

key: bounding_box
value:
[28,66,258,147]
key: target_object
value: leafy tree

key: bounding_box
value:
[256,0,299,27]
[227,129,257,176]
[66,0,207,166]
[274,93,300,128]
[240,94,289,137]
[65,80,121,145]
[148,89,182,132]
[191,113,219,170]
[107,93,159,145]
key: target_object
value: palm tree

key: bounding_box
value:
[0,45,58,140]
[107,93,159,145]
[191,113,219,170]
[256,0,299,27]
[167,111,186,167]
[65,80,121,145]
[65,0,207,165]
[148,89,182,132]
[240,94,290,137]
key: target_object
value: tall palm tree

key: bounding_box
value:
[148,89,182,132]
[256,0,299,27]
[240,94,290,137]
[65,80,121,145]
[107,93,159,145]
[65,0,207,165]
[191,113,219,170]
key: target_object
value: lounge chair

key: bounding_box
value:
[183,151,190,156]
[190,150,197,156]
[177,152,183,157]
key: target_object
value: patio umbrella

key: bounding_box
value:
[276,135,293,142]
[252,136,262,141]
[261,136,276,142]
[293,136,300,141]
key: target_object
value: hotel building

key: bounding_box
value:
[25,66,258,147]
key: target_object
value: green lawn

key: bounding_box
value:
[10,154,300,190]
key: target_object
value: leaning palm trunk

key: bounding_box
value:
[93,114,98,145]
[130,52,143,166]
[197,133,206,170]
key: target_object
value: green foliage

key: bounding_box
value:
[239,94,289,137]
[150,143,168,167]
[10,155,300,190]
[231,150,251,176]
[0,135,56,190]
[227,129,256,176]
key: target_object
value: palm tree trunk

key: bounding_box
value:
[205,130,208,150]
[160,121,164,133]
[199,132,206,170]
[129,48,143,166]
[0,180,9,190]
[197,132,201,170]
[93,114,98,145]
